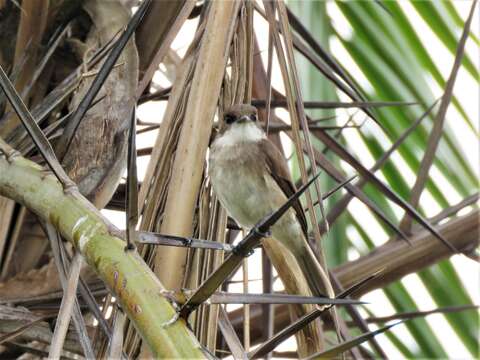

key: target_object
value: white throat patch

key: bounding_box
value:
[214,122,265,147]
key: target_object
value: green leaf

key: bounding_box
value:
[411,0,479,79]
[440,0,480,46]
[368,0,478,133]
[349,216,449,358]
[363,306,417,358]
[419,262,479,355]
[337,33,476,193]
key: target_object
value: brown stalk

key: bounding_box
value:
[271,0,329,246]
[336,209,478,291]
[107,310,126,359]
[241,2,255,352]
[243,256,250,351]
[244,0,255,103]
[365,305,479,324]
[45,224,96,358]
[261,5,360,348]
[132,2,240,357]
[135,0,196,97]
[0,0,49,137]
[48,253,83,359]
[253,99,416,109]
[0,316,49,345]
[152,0,240,288]
[0,197,15,273]
[261,249,274,356]
[205,204,228,351]
[0,199,28,280]
[137,49,197,220]
[218,305,247,360]
[0,320,82,355]
[269,13,349,352]
[187,182,227,352]
[252,24,325,357]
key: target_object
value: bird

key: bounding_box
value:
[208,104,329,297]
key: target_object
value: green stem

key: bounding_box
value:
[0,154,205,359]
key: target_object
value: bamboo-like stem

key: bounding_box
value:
[153,0,241,289]
[334,210,479,291]
[0,152,205,359]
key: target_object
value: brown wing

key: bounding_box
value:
[259,138,309,238]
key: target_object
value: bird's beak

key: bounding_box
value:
[237,115,251,123]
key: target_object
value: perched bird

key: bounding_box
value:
[208,104,329,297]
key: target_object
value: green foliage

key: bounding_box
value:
[289,0,478,357]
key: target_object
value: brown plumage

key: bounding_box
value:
[209,104,329,297]
[259,138,309,238]
[220,105,308,236]
[224,104,257,118]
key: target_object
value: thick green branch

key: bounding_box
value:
[0,154,205,359]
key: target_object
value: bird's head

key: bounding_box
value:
[213,104,264,146]
[223,104,258,127]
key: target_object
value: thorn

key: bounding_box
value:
[6,150,21,163]
[124,243,136,252]
[161,312,179,328]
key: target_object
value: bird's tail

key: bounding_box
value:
[295,245,332,298]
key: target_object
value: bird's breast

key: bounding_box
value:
[209,142,304,251]
[208,142,274,228]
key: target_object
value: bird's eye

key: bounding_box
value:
[251,114,258,122]
[225,114,235,124]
